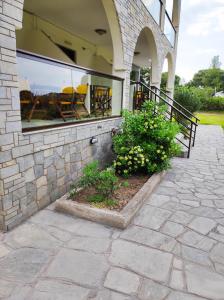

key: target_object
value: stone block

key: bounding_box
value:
[12,144,33,158]
[138,278,170,300]
[34,165,44,178]
[66,236,111,254]
[34,152,44,165]
[110,240,173,283]
[0,150,12,163]
[37,186,48,201]
[0,60,17,75]
[2,194,13,210]
[6,121,22,133]
[0,133,13,146]
[0,248,50,283]
[0,164,18,179]
[104,267,140,295]
[12,187,26,202]
[46,248,109,288]
[186,263,224,299]
[0,33,16,50]
[17,154,34,172]
[23,167,35,183]
[31,279,90,300]
[44,134,58,145]
[36,176,47,188]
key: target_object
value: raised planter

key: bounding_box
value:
[55,171,166,229]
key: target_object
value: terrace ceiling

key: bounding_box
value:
[24,0,113,48]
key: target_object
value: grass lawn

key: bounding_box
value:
[196,112,224,128]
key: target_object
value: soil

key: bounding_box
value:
[71,174,150,211]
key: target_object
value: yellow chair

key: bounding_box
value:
[62,86,76,94]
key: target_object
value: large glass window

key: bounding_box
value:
[142,0,161,25]
[17,52,123,131]
[164,13,176,47]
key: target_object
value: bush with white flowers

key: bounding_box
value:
[113,101,181,176]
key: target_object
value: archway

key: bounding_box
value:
[132,27,159,85]
[161,52,175,96]
[130,27,159,109]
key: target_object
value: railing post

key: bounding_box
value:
[192,119,198,147]
[170,107,173,121]
[188,122,193,158]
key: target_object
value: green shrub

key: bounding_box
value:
[200,97,224,111]
[174,86,201,114]
[70,161,118,200]
[113,101,181,176]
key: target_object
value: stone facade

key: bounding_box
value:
[0,0,181,230]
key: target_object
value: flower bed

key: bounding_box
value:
[55,171,166,229]
[55,101,180,228]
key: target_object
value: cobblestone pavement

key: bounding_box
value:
[0,125,224,300]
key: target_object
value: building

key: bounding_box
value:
[0,0,181,230]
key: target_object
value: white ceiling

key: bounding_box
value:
[24,0,112,47]
[133,30,152,68]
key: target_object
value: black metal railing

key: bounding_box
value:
[131,81,199,158]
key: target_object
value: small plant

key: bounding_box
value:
[96,167,118,197]
[88,194,105,203]
[70,161,99,197]
[70,161,119,205]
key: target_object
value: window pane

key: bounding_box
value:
[17,54,122,130]
[164,14,175,46]
[142,0,161,24]
[166,0,173,19]
[89,75,122,118]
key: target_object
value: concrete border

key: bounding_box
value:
[55,171,166,229]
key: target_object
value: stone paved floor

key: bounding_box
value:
[0,125,224,300]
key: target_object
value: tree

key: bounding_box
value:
[210,55,222,69]
[189,68,224,91]
[140,68,151,86]
[160,72,181,90]
[174,86,201,114]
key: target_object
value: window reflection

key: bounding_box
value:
[164,14,175,46]
[142,0,161,24]
[17,53,123,130]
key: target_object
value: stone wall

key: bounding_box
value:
[0,118,121,230]
[0,0,180,230]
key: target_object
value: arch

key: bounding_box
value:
[101,0,125,71]
[161,51,175,96]
[165,52,175,90]
[132,26,159,84]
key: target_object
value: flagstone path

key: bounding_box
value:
[0,125,224,300]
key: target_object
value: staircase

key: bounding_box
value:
[131,81,200,158]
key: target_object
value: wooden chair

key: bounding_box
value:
[20,90,35,120]
[57,86,78,120]
[92,86,110,116]
[75,84,89,118]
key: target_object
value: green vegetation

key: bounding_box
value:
[196,112,224,128]
[70,161,119,207]
[161,72,181,90]
[174,86,202,114]
[113,101,181,176]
